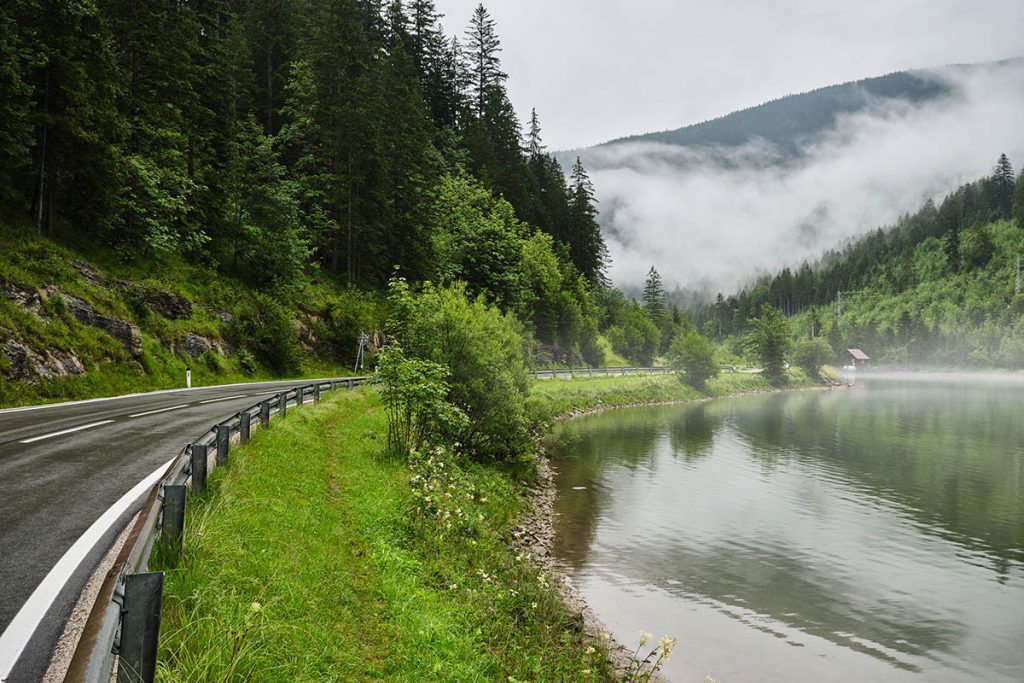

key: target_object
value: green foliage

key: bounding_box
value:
[387,279,531,461]
[794,336,832,378]
[374,344,467,457]
[228,293,300,376]
[669,330,719,388]
[431,173,526,308]
[748,303,791,384]
[606,303,661,366]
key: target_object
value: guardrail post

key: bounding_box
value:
[158,485,186,565]
[313,384,321,403]
[117,572,164,683]
[260,400,270,427]
[239,411,251,444]
[215,425,229,466]
[278,392,288,417]
[190,444,207,494]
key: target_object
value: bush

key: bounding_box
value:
[669,330,719,388]
[606,303,660,366]
[794,337,832,378]
[747,303,791,386]
[229,293,300,375]
[387,279,531,461]
[373,344,467,458]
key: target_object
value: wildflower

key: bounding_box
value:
[531,602,538,609]
[658,636,677,651]
[582,669,591,678]
[250,601,262,613]
[585,646,596,655]
[639,631,652,647]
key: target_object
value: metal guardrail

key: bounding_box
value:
[529,366,672,379]
[63,377,368,683]
[62,368,667,682]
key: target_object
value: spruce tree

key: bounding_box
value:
[0,0,37,207]
[993,153,1015,219]
[568,157,610,286]
[643,266,666,321]
[462,4,506,117]
[526,107,544,157]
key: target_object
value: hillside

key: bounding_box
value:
[694,155,1024,367]
[560,59,1023,170]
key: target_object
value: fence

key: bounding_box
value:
[62,367,669,682]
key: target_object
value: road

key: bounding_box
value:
[0,379,340,682]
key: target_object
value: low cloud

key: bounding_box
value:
[586,61,1024,294]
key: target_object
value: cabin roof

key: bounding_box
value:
[846,348,870,360]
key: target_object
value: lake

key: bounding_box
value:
[546,377,1024,682]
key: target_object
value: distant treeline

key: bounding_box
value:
[696,155,1024,367]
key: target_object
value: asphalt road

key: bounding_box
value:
[0,379,342,681]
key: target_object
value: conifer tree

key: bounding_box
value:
[462,4,506,117]
[526,107,544,157]
[643,266,666,321]
[993,153,1015,218]
[568,157,609,286]
[244,0,295,135]
[0,0,37,206]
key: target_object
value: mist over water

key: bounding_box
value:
[580,61,1024,293]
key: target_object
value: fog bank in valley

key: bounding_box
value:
[585,62,1024,294]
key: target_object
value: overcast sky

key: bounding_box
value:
[435,0,1024,150]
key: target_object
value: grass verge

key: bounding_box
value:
[155,388,608,682]
[155,370,821,681]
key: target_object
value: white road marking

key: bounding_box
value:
[18,420,115,444]
[197,395,246,404]
[128,404,190,419]
[0,457,174,680]
[0,377,359,415]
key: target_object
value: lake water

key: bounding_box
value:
[546,377,1024,682]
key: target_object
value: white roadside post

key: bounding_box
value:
[186,369,192,388]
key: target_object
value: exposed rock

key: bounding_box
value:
[217,310,233,323]
[3,340,86,383]
[144,289,192,320]
[182,332,226,357]
[72,260,106,287]
[58,293,143,357]
[1,281,46,317]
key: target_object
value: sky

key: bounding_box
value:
[434,1,1024,291]
[434,0,1024,150]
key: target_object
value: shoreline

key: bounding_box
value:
[517,379,847,680]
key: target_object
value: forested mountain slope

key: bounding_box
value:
[696,155,1024,367]
[0,1,614,405]
[562,59,1022,170]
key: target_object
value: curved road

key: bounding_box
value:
[0,379,344,682]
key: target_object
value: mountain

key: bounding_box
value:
[559,58,1022,170]
[558,57,1024,292]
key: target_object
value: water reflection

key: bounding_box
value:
[548,381,1024,682]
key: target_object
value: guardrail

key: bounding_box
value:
[529,366,672,379]
[64,378,368,683]
[63,367,668,682]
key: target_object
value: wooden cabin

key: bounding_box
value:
[845,348,870,369]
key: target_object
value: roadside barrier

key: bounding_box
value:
[62,367,669,681]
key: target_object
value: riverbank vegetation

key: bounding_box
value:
[155,365,815,681]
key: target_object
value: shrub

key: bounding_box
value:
[374,344,467,458]
[669,330,719,388]
[794,337,832,378]
[747,303,791,386]
[228,293,300,375]
[387,279,531,461]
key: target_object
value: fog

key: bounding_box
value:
[847,369,1024,385]
[583,61,1024,294]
